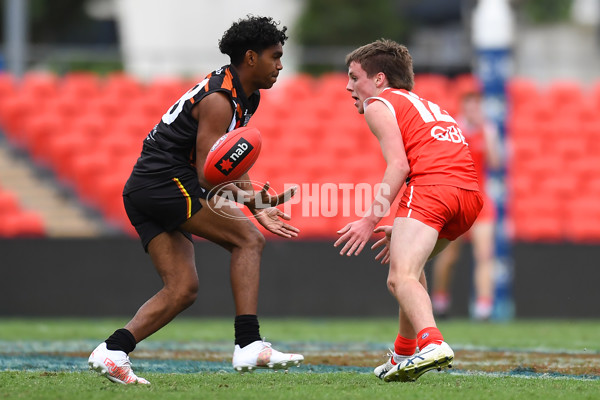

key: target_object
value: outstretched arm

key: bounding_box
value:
[335,99,409,256]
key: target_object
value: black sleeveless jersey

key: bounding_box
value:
[124,65,260,193]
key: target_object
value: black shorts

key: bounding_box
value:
[123,170,209,251]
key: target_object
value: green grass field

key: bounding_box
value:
[1,318,599,399]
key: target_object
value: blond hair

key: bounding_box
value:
[345,39,414,91]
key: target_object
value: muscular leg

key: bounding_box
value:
[429,238,460,316]
[470,221,495,302]
[125,231,198,342]
[125,197,264,343]
[398,270,427,340]
[431,239,461,296]
[181,197,265,316]
[387,217,447,333]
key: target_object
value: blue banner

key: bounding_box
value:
[476,48,515,321]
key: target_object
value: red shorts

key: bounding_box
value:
[395,185,484,241]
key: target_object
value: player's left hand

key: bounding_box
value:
[334,218,377,256]
[254,207,299,238]
[371,225,393,264]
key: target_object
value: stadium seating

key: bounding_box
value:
[1,70,600,242]
[0,188,45,237]
[506,77,600,242]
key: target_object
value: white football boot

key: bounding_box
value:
[374,350,414,380]
[88,342,150,385]
[232,339,304,372]
[384,341,454,382]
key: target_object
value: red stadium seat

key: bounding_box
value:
[537,170,579,198]
[0,72,16,98]
[511,192,564,241]
[583,176,600,195]
[247,112,283,140]
[47,134,91,182]
[68,113,108,142]
[45,94,85,119]
[564,197,600,242]
[319,122,364,158]
[508,136,541,162]
[257,90,295,121]
[413,85,448,107]
[515,154,564,180]
[0,95,36,143]
[103,72,144,99]
[20,71,59,98]
[16,211,46,237]
[276,74,315,101]
[96,172,129,220]
[97,135,141,163]
[512,214,563,242]
[147,76,189,104]
[109,114,153,141]
[277,120,318,157]
[547,80,584,109]
[61,72,101,97]
[0,190,20,237]
[0,190,22,216]
[70,153,114,204]
[129,95,170,122]
[567,155,600,178]
[582,118,600,153]
[510,193,562,221]
[87,95,130,120]
[0,210,45,237]
[507,114,539,140]
[414,74,449,93]
[591,81,600,109]
[506,77,540,108]
[508,174,533,197]
[515,97,554,122]
[21,113,64,160]
[550,133,587,160]
[315,72,349,103]
[452,74,482,97]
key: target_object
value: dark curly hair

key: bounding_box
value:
[219,15,288,66]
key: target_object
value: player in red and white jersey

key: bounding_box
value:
[431,90,502,321]
[335,39,483,382]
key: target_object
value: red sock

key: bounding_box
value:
[417,327,443,350]
[394,334,417,359]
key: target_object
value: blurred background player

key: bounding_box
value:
[431,88,502,321]
[87,16,303,385]
[335,39,482,382]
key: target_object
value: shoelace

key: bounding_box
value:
[383,348,395,360]
[116,355,133,371]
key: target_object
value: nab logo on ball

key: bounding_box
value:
[215,138,254,176]
[203,126,262,185]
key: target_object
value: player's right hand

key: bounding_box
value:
[246,182,298,210]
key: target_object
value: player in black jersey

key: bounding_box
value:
[88,16,303,385]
